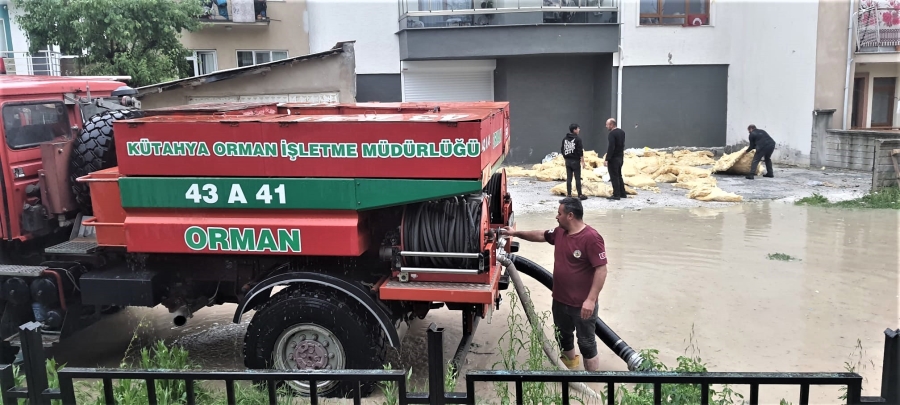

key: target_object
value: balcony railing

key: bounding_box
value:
[200,0,270,24]
[857,1,900,52]
[399,0,618,29]
[0,51,69,76]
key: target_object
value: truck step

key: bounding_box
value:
[44,239,99,255]
[0,265,48,278]
[378,280,494,305]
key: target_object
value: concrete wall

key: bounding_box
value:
[810,123,900,171]
[307,0,399,74]
[619,0,820,166]
[399,24,619,60]
[494,55,613,164]
[814,0,852,130]
[621,65,728,149]
[179,0,309,71]
[138,46,356,109]
[872,139,900,191]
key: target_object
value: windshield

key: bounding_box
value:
[2,102,70,150]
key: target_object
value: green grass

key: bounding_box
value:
[796,187,900,209]
[767,253,799,261]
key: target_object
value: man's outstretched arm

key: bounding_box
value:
[503,229,547,243]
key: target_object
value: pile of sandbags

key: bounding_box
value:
[504,147,747,203]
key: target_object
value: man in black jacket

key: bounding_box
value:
[604,118,626,200]
[561,124,588,200]
[746,124,776,180]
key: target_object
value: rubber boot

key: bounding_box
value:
[583,355,601,372]
[560,353,581,370]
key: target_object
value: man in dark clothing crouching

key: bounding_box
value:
[604,118,627,200]
[746,124,776,180]
[500,197,609,371]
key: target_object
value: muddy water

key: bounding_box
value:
[47,203,897,404]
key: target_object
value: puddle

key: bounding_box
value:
[44,203,898,404]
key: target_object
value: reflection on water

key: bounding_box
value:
[515,202,898,403]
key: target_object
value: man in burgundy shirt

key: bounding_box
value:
[500,197,609,371]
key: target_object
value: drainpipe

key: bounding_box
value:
[843,0,857,130]
[617,44,623,127]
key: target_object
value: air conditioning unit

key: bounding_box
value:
[684,14,708,27]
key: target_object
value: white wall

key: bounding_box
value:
[307,0,400,74]
[619,0,820,166]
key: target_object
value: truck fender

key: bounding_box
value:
[232,272,401,348]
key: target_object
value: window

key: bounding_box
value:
[2,102,70,150]
[192,50,218,76]
[236,50,288,67]
[640,0,709,26]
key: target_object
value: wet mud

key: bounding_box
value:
[47,203,897,404]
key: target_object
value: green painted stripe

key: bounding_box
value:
[118,177,483,211]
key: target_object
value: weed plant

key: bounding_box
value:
[796,188,900,209]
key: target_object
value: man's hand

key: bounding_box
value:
[581,298,596,319]
[602,161,608,167]
[498,227,515,238]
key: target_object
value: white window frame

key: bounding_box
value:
[187,50,218,76]
[236,50,289,67]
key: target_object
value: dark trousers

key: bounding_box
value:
[565,159,582,196]
[552,299,598,359]
[608,157,626,197]
[750,144,775,177]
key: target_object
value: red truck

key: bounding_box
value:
[0,74,516,398]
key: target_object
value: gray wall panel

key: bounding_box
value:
[357,74,402,102]
[399,25,619,60]
[621,65,728,148]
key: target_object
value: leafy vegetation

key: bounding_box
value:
[767,253,800,261]
[796,188,900,209]
[12,0,205,87]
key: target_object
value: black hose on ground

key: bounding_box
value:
[510,254,648,371]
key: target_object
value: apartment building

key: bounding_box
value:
[182,0,309,75]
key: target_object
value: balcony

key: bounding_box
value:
[199,0,270,28]
[398,0,619,60]
[857,1,900,52]
[0,51,72,76]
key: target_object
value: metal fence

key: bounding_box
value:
[1,322,897,405]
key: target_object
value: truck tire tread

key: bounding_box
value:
[69,108,144,215]
[242,285,389,398]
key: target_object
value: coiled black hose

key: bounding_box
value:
[483,171,503,225]
[510,254,647,371]
[402,197,482,269]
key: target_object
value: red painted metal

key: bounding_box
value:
[112,102,511,181]
[122,210,370,256]
[79,167,128,246]
[0,75,125,97]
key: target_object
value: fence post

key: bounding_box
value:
[880,328,899,403]
[19,321,50,405]
[427,323,446,405]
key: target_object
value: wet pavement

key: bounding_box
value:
[45,202,898,404]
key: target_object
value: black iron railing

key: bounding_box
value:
[1,322,896,405]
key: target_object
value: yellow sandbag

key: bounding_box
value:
[713,147,765,175]
[624,174,657,188]
[656,173,677,183]
[672,150,717,166]
[673,175,718,190]
[536,166,567,182]
[505,166,536,177]
[687,184,743,202]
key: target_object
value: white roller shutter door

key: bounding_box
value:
[401,60,495,102]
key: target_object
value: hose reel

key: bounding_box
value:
[395,195,490,281]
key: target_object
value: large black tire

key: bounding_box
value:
[69,109,144,215]
[243,286,389,398]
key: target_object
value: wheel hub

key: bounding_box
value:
[292,339,329,369]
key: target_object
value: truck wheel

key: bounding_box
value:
[243,286,389,398]
[69,108,144,215]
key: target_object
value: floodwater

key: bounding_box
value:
[46,203,898,404]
